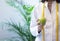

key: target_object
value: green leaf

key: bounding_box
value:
[5,0,35,41]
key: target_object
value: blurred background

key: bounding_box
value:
[0,0,40,41]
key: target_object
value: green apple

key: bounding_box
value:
[38,17,46,25]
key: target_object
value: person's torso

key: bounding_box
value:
[34,1,60,41]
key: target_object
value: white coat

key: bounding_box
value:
[30,1,60,41]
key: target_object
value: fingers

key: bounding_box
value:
[36,19,41,25]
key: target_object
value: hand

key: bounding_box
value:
[36,19,43,33]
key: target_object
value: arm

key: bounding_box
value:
[30,8,42,37]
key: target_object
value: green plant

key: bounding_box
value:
[5,0,35,41]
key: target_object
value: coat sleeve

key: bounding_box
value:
[30,7,41,37]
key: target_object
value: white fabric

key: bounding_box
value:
[30,1,60,41]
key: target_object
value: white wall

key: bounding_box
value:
[22,0,39,6]
[0,0,22,40]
